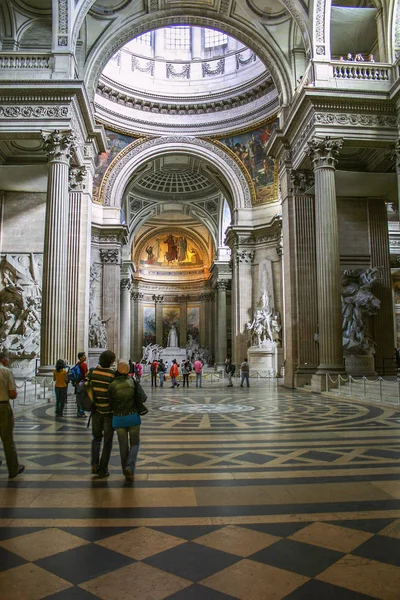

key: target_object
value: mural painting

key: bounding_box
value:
[143,305,156,346]
[187,306,200,343]
[219,120,278,204]
[93,129,136,201]
[140,232,203,268]
[163,306,180,347]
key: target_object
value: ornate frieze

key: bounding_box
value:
[58,0,68,47]
[307,137,343,169]
[236,52,256,69]
[166,63,190,79]
[314,112,397,127]
[69,166,87,191]
[0,105,70,119]
[132,57,154,75]
[41,130,76,162]
[100,248,120,264]
[152,294,164,303]
[202,59,225,77]
[131,292,144,301]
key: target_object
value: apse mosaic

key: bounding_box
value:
[140,232,203,269]
[219,120,278,204]
[93,129,136,200]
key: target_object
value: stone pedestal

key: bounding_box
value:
[248,343,283,377]
[160,347,187,366]
[345,355,376,377]
[88,348,105,369]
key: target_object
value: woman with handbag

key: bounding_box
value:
[108,359,146,482]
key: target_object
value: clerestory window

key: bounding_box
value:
[165,26,191,50]
[204,29,228,49]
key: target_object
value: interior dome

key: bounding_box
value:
[95,25,278,136]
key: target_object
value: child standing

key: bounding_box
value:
[53,359,69,417]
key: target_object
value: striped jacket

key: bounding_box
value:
[87,366,115,413]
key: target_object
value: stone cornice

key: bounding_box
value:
[91,224,129,245]
[0,81,107,153]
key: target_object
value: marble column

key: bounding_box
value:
[100,248,121,355]
[120,278,131,359]
[368,198,396,373]
[216,280,228,365]
[308,137,344,377]
[389,140,400,217]
[179,296,188,346]
[40,130,76,372]
[153,295,163,346]
[199,295,206,347]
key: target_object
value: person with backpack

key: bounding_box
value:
[225,358,236,387]
[158,359,166,387]
[170,359,180,388]
[150,359,159,387]
[86,350,116,478]
[109,359,147,483]
[53,359,69,417]
[181,359,192,387]
[240,358,250,388]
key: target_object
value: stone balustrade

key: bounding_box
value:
[312,60,394,92]
[332,62,390,81]
[0,53,52,79]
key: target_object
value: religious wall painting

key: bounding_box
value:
[143,305,156,346]
[187,306,199,343]
[93,129,136,201]
[163,306,180,347]
[219,120,278,204]
[140,232,203,270]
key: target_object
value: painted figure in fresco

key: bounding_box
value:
[145,246,155,265]
[178,237,187,262]
[190,248,199,263]
[153,238,161,262]
[164,234,178,263]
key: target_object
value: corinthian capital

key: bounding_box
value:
[41,129,77,163]
[307,137,343,169]
[215,280,229,291]
[100,248,120,264]
[236,249,255,264]
[69,166,87,191]
[121,278,131,291]
[152,294,164,304]
[387,140,400,171]
[290,170,315,194]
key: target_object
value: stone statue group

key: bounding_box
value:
[247,292,282,347]
[141,330,211,365]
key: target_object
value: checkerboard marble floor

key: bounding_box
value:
[1,380,400,599]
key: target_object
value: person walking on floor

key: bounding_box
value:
[170,359,180,388]
[75,352,88,418]
[240,358,250,387]
[182,359,191,387]
[150,359,159,387]
[53,359,69,417]
[134,361,143,382]
[0,351,24,478]
[158,359,166,387]
[86,350,116,478]
[225,358,236,387]
[109,359,145,483]
[193,357,203,388]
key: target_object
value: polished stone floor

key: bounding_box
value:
[1,379,400,599]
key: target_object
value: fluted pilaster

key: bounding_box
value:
[101,248,120,355]
[40,130,76,370]
[368,199,395,372]
[131,291,143,361]
[216,280,228,364]
[308,137,344,373]
[178,295,188,346]
[120,278,131,359]
[234,249,254,366]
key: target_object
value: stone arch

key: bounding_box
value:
[82,13,295,106]
[99,137,255,223]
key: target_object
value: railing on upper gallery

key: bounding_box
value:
[332,62,390,81]
[325,372,400,405]
[0,53,52,69]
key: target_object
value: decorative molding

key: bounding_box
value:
[215,280,229,291]
[58,0,68,47]
[41,130,76,162]
[132,291,144,300]
[0,105,70,119]
[387,140,400,171]
[314,112,397,128]
[100,248,120,264]
[166,63,190,79]
[152,294,164,303]
[307,136,343,169]
[236,52,256,68]
[69,166,87,191]
[131,56,154,75]
[219,0,230,14]
[202,59,225,77]
[0,55,51,69]
[315,0,325,45]
[395,1,400,60]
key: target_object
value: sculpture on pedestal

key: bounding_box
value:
[167,325,179,347]
[247,293,282,347]
[88,262,108,348]
[341,268,381,355]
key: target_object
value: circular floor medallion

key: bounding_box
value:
[159,403,256,414]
